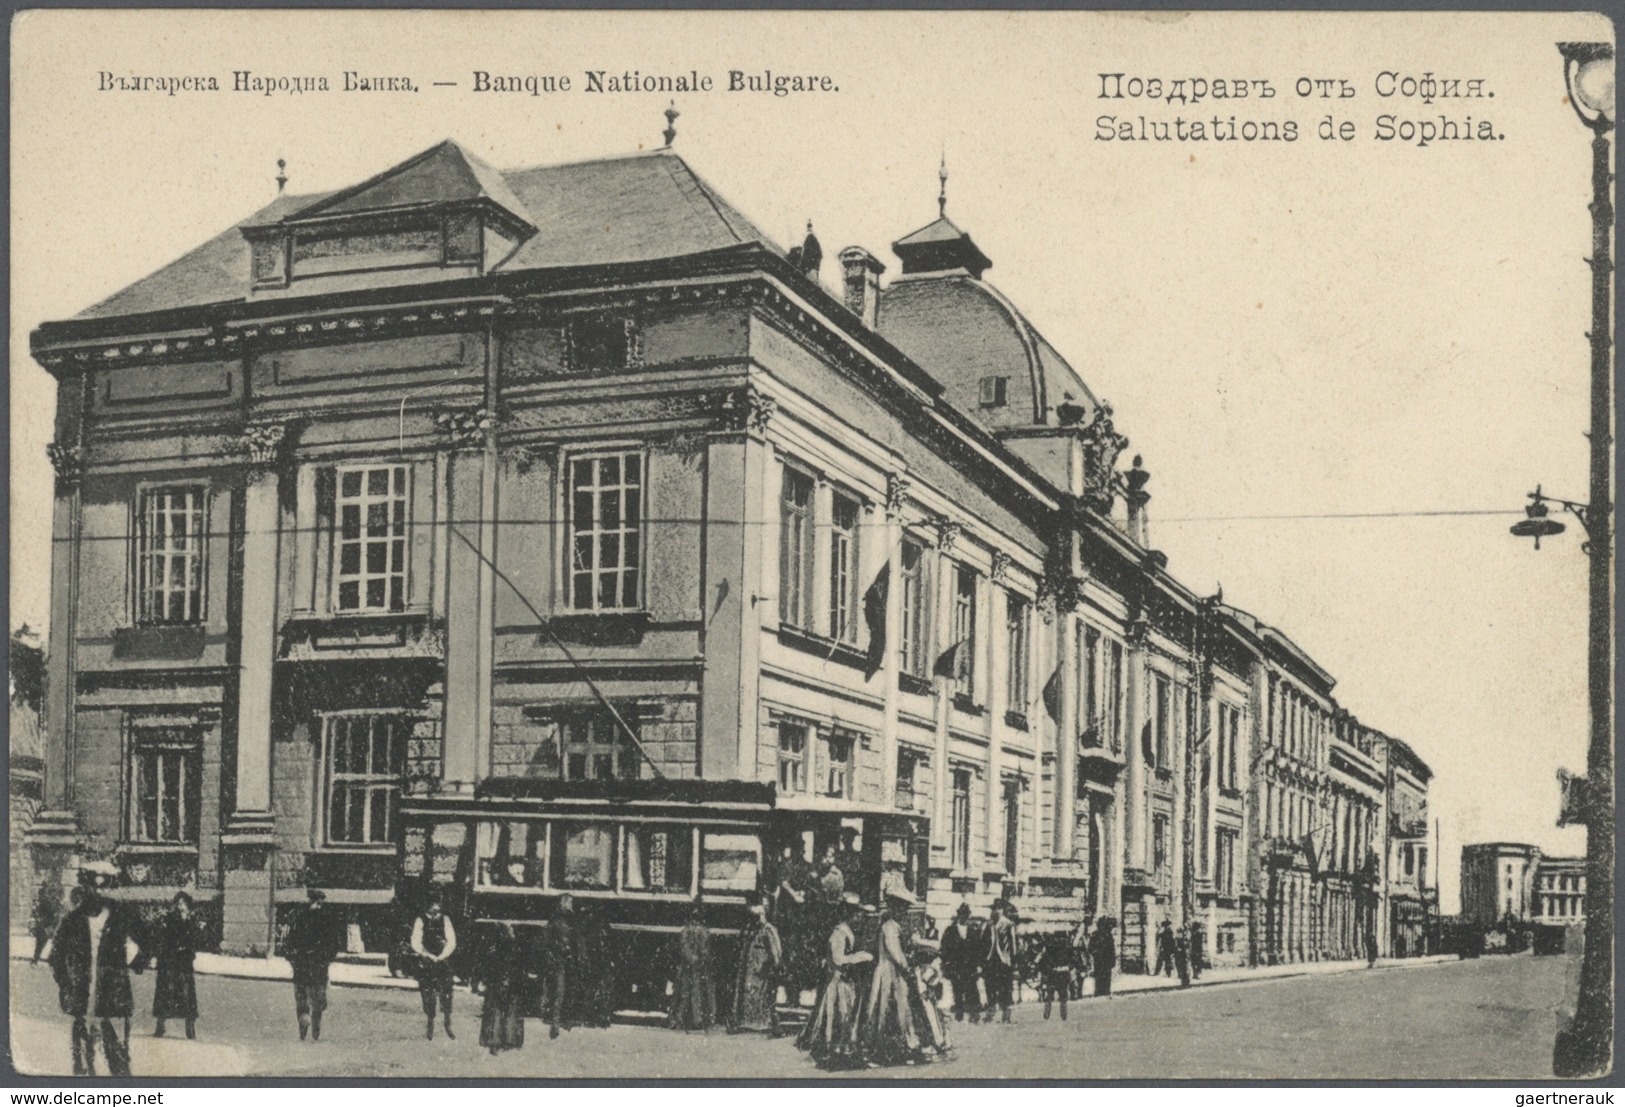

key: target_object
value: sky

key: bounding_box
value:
[11,10,1611,912]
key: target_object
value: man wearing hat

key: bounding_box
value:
[939,903,982,1023]
[48,860,148,1076]
[1087,916,1117,998]
[283,888,344,1041]
[983,898,1018,1023]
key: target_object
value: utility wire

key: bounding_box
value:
[46,508,1526,543]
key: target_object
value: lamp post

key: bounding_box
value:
[1514,40,1614,1079]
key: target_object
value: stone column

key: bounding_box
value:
[1054,613,1079,860]
[220,423,285,956]
[878,475,908,805]
[26,442,86,869]
[441,414,495,793]
[1123,617,1149,875]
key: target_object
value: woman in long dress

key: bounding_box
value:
[729,902,783,1035]
[478,922,528,1055]
[668,902,716,1031]
[152,892,201,1039]
[856,899,926,1066]
[796,898,872,1067]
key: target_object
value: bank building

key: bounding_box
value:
[25,125,1431,988]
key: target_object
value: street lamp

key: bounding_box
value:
[1514,40,1613,1080]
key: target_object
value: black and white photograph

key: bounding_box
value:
[6,8,1616,1082]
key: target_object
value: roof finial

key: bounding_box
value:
[663,101,679,148]
[938,148,948,217]
[276,158,288,195]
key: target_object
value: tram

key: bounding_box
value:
[398,776,930,1011]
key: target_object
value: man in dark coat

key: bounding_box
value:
[151,891,203,1039]
[1087,917,1117,998]
[1153,919,1176,976]
[283,889,344,1042]
[939,903,982,1022]
[543,894,582,1040]
[48,862,148,1076]
[1187,921,1205,981]
[31,881,62,963]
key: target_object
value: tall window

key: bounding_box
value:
[323,713,407,845]
[779,469,815,628]
[127,724,201,843]
[951,768,972,870]
[894,750,917,811]
[1215,827,1237,896]
[952,566,977,698]
[1082,626,1100,742]
[1002,779,1021,875]
[136,487,207,625]
[1152,673,1172,770]
[1217,703,1241,792]
[823,732,854,798]
[568,451,642,612]
[898,538,927,677]
[1005,593,1030,715]
[828,492,860,641]
[1105,639,1124,748]
[777,722,806,792]
[335,466,408,613]
[1152,813,1169,873]
[562,713,637,781]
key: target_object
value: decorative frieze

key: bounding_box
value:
[990,550,1013,584]
[435,406,495,450]
[46,441,83,485]
[885,473,911,517]
[719,385,776,433]
[240,422,288,467]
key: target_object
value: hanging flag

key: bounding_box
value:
[1141,720,1154,766]
[862,563,889,679]
[934,637,969,680]
[1041,666,1061,723]
[1300,832,1322,880]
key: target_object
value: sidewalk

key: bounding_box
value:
[11,931,1452,997]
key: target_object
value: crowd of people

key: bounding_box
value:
[34,852,1208,1077]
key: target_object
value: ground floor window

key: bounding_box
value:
[127,724,201,844]
[322,713,407,846]
[622,825,694,893]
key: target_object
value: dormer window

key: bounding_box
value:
[244,139,536,293]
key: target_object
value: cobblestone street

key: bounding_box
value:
[9,953,1569,1080]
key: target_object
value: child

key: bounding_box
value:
[910,942,953,1061]
[1034,930,1077,1021]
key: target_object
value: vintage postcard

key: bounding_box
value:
[7,8,1615,1082]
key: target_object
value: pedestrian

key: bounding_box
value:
[542,894,581,1040]
[284,888,344,1042]
[769,844,810,993]
[816,844,846,903]
[983,899,1017,1024]
[1188,921,1205,981]
[797,895,872,1068]
[1154,918,1176,976]
[1069,917,1093,1001]
[1173,926,1192,988]
[575,902,616,1028]
[1088,916,1117,998]
[151,891,202,1040]
[477,922,528,1056]
[48,861,148,1077]
[1034,930,1076,1020]
[909,939,953,1061]
[729,899,783,1035]
[31,881,62,963]
[940,903,982,1023]
[410,892,458,1040]
[669,899,717,1032]
[856,891,926,1067]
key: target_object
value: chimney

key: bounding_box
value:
[1123,455,1151,547]
[798,221,824,283]
[839,246,885,328]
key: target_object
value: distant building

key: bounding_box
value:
[1461,842,1584,927]
[1534,855,1586,923]
[1460,842,1540,926]
[1386,739,1436,955]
